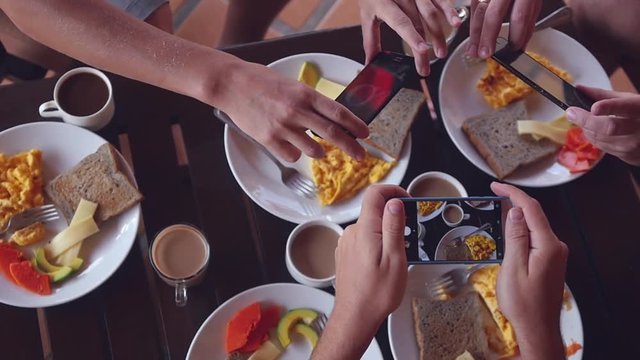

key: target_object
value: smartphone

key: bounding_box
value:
[400,196,511,264]
[335,51,418,124]
[492,37,594,110]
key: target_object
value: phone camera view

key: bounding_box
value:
[335,52,415,124]
[403,197,506,263]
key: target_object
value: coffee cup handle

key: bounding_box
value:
[463,213,470,220]
[39,100,62,118]
[175,282,187,307]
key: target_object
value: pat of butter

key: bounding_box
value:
[315,78,346,100]
[55,199,98,265]
[46,200,99,258]
[517,120,568,144]
[248,340,281,360]
[456,350,475,360]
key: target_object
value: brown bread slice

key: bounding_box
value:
[461,101,559,179]
[46,143,142,223]
[412,292,496,360]
[364,88,424,160]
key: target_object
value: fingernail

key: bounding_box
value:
[566,109,577,122]
[388,200,403,215]
[509,207,524,222]
[479,46,490,59]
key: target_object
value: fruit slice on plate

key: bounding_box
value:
[0,242,24,284]
[226,302,262,353]
[277,308,319,348]
[9,260,51,295]
[239,305,282,353]
[292,323,319,348]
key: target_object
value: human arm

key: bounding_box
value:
[566,86,640,166]
[491,182,568,360]
[467,0,541,58]
[359,0,463,77]
[0,0,368,161]
[312,185,409,360]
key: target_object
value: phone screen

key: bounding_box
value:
[492,38,594,110]
[335,51,417,124]
[401,197,510,264]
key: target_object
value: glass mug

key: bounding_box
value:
[149,224,210,307]
[402,7,470,63]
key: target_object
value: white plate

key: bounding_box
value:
[388,264,584,360]
[186,283,383,360]
[434,225,496,260]
[224,53,411,224]
[439,25,612,187]
[0,122,140,308]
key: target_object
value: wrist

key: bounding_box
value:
[513,322,565,360]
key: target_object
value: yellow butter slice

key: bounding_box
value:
[517,120,569,144]
[46,201,99,258]
[247,339,282,360]
[315,77,346,100]
[55,199,98,265]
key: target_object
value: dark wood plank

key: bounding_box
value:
[0,305,43,360]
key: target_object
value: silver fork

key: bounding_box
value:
[0,204,60,236]
[214,108,317,199]
[310,312,328,335]
[427,264,481,300]
[463,6,573,66]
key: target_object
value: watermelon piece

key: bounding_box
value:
[226,303,262,353]
[239,305,282,353]
[9,261,51,295]
[0,243,24,284]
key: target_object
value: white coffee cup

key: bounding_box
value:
[286,220,343,288]
[39,67,114,131]
[442,204,470,227]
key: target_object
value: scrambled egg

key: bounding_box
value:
[311,139,394,206]
[470,265,518,358]
[0,149,46,246]
[477,52,572,108]
[417,201,443,216]
[465,234,496,260]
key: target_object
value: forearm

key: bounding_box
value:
[312,306,382,360]
[0,0,239,106]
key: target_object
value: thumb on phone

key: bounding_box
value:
[502,207,530,274]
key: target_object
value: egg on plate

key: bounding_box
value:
[0,149,46,246]
[311,138,395,206]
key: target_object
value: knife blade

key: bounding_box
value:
[491,37,594,110]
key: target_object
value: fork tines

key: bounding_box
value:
[311,312,328,334]
[23,205,60,223]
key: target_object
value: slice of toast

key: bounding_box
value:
[364,88,424,160]
[462,101,559,179]
[46,144,142,223]
[412,293,496,360]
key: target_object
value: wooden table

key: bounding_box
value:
[1,5,639,360]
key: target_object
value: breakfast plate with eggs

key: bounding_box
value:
[224,53,411,224]
[0,122,140,308]
[439,24,611,187]
[388,264,584,360]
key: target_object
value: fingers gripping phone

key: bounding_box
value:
[335,51,418,125]
[400,197,511,264]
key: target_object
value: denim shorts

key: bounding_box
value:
[108,0,169,20]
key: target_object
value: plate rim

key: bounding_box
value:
[0,121,141,308]
[438,26,611,188]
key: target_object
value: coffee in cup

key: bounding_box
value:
[39,67,114,131]
[150,224,210,307]
[442,204,469,227]
[286,220,343,288]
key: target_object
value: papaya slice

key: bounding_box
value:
[0,242,24,284]
[9,261,51,295]
[226,302,262,353]
[239,305,282,353]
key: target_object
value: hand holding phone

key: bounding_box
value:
[401,196,511,264]
[335,51,419,125]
